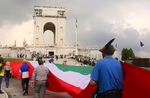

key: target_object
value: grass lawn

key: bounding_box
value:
[3,58,22,62]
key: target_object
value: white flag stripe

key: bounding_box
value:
[44,63,91,89]
[28,61,90,89]
[28,61,39,68]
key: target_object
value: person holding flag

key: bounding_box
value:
[31,59,50,98]
[90,38,124,98]
[18,59,30,95]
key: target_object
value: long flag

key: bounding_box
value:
[6,61,96,98]
[4,61,150,98]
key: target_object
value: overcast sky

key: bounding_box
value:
[0,0,150,57]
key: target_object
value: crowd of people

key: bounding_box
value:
[17,54,27,59]
[70,55,97,66]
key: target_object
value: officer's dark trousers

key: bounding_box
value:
[0,76,2,92]
[21,78,29,93]
[34,81,47,98]
[97,92,122,98]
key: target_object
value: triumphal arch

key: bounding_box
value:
[33,6,66,47]
[31,6,75,56]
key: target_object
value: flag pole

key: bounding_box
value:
[75,17,78,55]
[33,16,36,50]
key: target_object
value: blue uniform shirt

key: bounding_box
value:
[90,56,124,93]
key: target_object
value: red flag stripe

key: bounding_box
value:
[121,62,150,98]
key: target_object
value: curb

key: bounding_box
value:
[2,89,8,98]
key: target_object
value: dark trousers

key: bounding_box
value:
[97,91,122,98]
[5,76,10,86]
[21,78,29,93]
[0,76,2,92]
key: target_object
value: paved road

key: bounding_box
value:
[2,78,71,98]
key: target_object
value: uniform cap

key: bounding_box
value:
[99,38,116,54]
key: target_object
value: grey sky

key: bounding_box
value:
[0,0,150,57]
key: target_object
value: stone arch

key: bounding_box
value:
[43,22,56,45]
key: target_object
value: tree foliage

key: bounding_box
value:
[121,48,135,61]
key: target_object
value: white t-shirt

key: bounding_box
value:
[19,70,29,78]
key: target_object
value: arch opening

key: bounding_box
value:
[43,30,54,46]
[43,22,55,46]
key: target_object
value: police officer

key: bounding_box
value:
[0,58,4,94]
[90,38,124,98]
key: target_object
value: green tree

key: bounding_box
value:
[121,48,135,62]
[122,48,128,61]
[128,48,135,59]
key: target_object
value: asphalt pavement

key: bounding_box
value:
[1,78,71,98]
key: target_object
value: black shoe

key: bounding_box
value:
[23,90,26,95]
[0,91,4,94]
